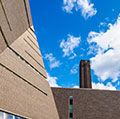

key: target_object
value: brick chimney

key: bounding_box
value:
[79,60,92,88]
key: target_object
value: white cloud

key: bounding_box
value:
[87,44,99,55]
[63,0,97,19]
[70,64,78,74]
[92,82,116,90]
[44,53,61,69]
[72,85,79,88]
[46,73,60,87]
[60,34,81,59]
[88,14,120,82]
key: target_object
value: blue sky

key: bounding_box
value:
[29,0,120,90]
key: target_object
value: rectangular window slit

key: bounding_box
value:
[69,96,73,119]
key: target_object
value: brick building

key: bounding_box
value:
[0,0,120,119]
[0,0,59,118]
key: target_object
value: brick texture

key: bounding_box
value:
[0,0,59,118]
[52,88,120,119]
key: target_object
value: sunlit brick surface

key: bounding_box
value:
[0,0,59,118]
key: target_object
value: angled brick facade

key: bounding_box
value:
[0,0,59,118]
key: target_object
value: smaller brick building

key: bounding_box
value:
[52,87,120,119]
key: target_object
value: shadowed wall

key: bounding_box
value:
[52,87,120,119]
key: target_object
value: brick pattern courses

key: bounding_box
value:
[52,88,120,119]
[0,0,59,118]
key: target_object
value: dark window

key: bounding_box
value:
[69,96,73,119]
[69,112,73,118]
[70,98,73,105]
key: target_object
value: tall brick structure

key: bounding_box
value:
[80,60,92,88]
[0,0,59,118]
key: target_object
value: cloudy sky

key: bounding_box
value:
[30,0,120,90]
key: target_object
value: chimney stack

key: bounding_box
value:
[79,60,92,88]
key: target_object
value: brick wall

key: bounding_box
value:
[0,0,59,118]
[52,87,120,119]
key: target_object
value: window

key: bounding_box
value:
[69,96,73,119]
[69,112,73,118]
[0,112,3,119]
[70,98,73,105]
[15,116,23,119]
[6,113,13,119]
[0,111,25,119]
